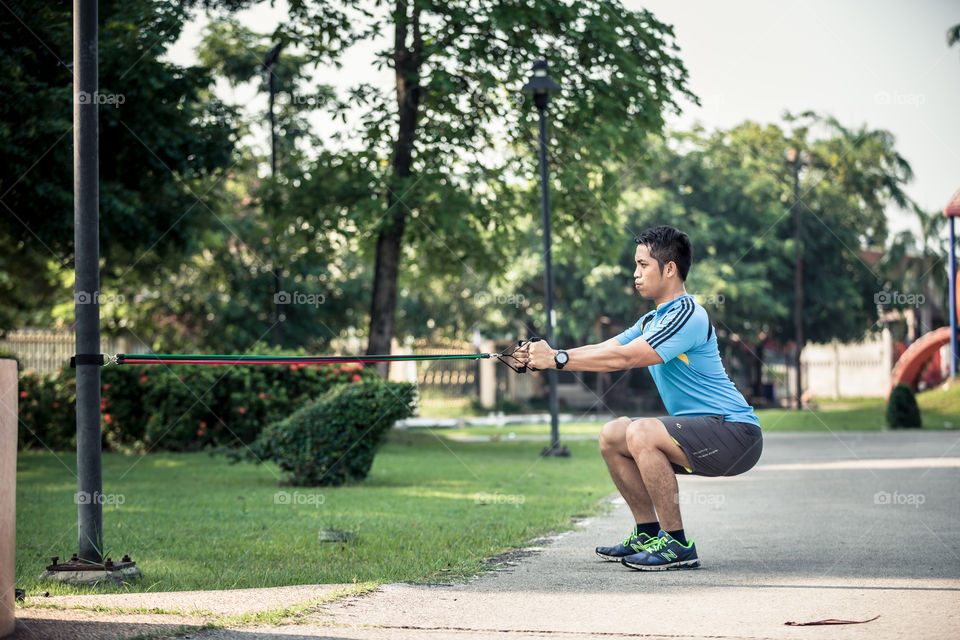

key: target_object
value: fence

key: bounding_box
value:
[0,329,147,374]
[800,328,893,399]
[387,339,480,413]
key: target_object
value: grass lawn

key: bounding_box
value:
[16,430,614,596]
[429,386,960,438]
[916,383,960,429]
[16,385,957,597]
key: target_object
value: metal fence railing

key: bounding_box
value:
[0,329,145,375]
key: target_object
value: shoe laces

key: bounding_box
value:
[645,535,671,554]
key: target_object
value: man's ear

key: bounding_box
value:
[665,261,676,278]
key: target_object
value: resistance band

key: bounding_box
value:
[91,339,542,373]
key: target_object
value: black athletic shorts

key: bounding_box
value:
[630,415,763,477]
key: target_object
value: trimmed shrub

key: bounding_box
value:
[251,380,417,486]
[17,368,76,451]
[17,348,378,452]
[102,359,377,452]
[886,383,922,429]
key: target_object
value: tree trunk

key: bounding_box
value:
[366,1,422,376]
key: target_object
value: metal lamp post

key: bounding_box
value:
[944,188,960,380]
[522,61,568,457]
[785,147,808,411]
[74,0,102,564]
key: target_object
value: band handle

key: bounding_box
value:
[516,337,542,373]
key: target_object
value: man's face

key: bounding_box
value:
[633,244,665,299]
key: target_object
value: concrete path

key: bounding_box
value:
[11,431,960,640]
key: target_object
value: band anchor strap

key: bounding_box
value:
[70,354,105,368]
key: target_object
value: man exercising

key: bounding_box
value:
[516,225,762,570]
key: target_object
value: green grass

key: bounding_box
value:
[424,386,960,437]
[916,383,960,429]
[16,430,614,596]
[17,386,958,598]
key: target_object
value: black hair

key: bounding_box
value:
[633,225,693,281]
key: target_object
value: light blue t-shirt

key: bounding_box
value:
[614,294,759,426]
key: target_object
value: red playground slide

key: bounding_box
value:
[887,326,952,400]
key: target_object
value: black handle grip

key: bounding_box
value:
[516,337,542,373]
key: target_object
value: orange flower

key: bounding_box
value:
[351,374,361,382]
[238,407,246,415]
[19,391,27,398]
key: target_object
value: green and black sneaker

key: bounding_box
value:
[596,528,658,562]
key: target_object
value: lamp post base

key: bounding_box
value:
[540,444,571,458]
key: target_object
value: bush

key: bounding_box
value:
[17,347,378,452]
[102,357,377,452]
[17,368,76,451]
[251,379,417,486]
[886,383,922,429]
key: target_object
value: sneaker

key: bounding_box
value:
[596,529,658,562]
[621,530,700,570]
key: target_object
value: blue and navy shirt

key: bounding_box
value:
[614,294,759,426]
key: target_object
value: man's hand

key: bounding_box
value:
[515,340,556,370]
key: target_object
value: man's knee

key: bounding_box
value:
[625,418,662,455]
[598,416,630,452]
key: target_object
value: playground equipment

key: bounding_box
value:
[886,189,960,399]
[887,326,953,399]
[945,188,960,380]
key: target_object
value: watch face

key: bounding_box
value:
[556,351,569,364]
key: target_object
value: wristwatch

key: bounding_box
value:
[554,350,569,369]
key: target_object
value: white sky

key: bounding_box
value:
[167,0,960,240]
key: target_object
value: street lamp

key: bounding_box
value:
[785,147,809,410]
[522,61,568,457]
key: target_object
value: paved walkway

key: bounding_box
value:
[12,431,960,639]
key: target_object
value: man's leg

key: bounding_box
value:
[624,418,693,532]
[598,417,657,524]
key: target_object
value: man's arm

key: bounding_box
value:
[522,337,663,372]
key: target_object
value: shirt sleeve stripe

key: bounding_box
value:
[646,300,695,349]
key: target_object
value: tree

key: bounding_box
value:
[280,0,696,365]
[0,0,236,329]
[627,115,913,400]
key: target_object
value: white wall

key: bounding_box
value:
[800,328,893,399]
